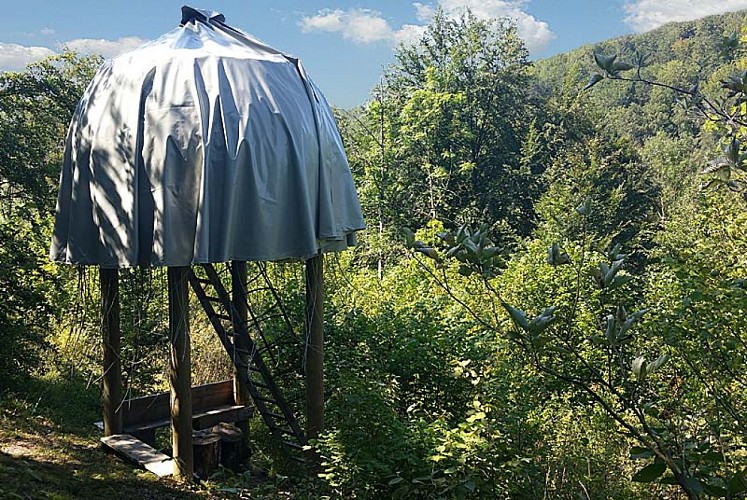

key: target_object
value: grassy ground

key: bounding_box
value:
[0,374,315,500]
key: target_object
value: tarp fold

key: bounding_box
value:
[50,9,365,267]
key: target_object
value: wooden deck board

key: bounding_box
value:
[101,434,173,477]
[96,404,252,433]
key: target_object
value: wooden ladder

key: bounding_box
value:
[188,263,306,461]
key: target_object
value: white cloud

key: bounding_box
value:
[299,8,424,44]
[414,2,435,22]
[0,36,147,73]
[438,0,554,52]
[61,36,147,59]
[299,1,554,53]
[394,24,428,45]
[624,0,747,32]
[0,43,55,71]
[40,28,55,36]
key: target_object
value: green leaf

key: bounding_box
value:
[608,274,633,290]
[725,137,740,164]
[388,477,404,485]
[611,60,635,73]
[401,227,415,247]
[528,306,557,334]
[463,238,478,254]
[606,259,624,284]
[593,52,617,73]
[701,158,732,179]
[684,477,704,495]
[632,356,647,382]
[728,473,747,495]
[546,243,571,266]
[646,354,668,374]
[437,231,455,245]
[503,302,530,332]
[576,196,592,216]
[415,244,440,261]
[631,462,666,482]
[392,484,411,499]
[584,73,604,90]
[605,315,616,343]
[608,243,624,262]
[630,446,655,459]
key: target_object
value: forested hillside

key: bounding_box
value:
[2,7,747,500]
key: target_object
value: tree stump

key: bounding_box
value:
[211,422,246,470]
[192,429,221,479]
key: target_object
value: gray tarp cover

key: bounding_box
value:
[50,8,365,267]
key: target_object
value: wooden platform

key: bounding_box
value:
[101,434,173,477]
[95,380,253,440]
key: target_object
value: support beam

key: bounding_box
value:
[231,261,250,446]
[100,267,122,436]
[168,266,193,481]
[231,261,250,407]
[305,253,324,439]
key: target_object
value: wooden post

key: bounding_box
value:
[168,266,193,480]
[192,429,221,479]
[231,261,250,456]
[212,422,245,470]
[305,254,324,439]
[231,261,250,407]
[101,267,123,436]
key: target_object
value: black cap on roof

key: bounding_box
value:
[180,6,225,26]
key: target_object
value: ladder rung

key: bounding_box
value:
[205,296,223,303]
[215,314,232,321]
[250,380,269,389]
[265,412,285,420]
[256,396,279,405]
[194,277,212,284]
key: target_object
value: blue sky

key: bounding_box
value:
[1,0,746,108]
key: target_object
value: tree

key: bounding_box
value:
[585,28,747,197]
[383,8,539,234]
[0,52,101,389]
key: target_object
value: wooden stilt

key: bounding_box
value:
[231,261,251,454]
[100,267,122,436]
[168,266,193,481]
[231,261,250,408]
[305,254,324,439]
